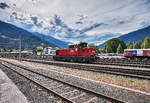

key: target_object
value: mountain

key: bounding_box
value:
[0,20,55,50]
[32,32,69,48]
[99,26,150,48]
[118,26,150,44]
[98,43,105,48]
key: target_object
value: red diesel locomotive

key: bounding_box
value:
[53,42,97,62]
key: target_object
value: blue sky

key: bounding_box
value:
[0,0,150,45]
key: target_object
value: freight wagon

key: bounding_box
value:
[124,49,150,58]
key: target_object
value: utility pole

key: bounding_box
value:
[42,35,45,47]
[19,32,22,61]
[42,35,45,55]
[133,41,135,49]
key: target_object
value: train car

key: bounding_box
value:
[124,49,150,58]
[0,51,31,58]
[53,42,97,62]
[143,49,150,57]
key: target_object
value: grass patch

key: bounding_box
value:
[128,79,137,83]
[116,77,126,81]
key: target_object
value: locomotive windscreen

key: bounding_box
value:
[69,45,76,49]
[79,42,87,48]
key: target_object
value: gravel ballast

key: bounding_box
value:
[2,58,150,93]
[2,60,150,103]
[33,68,150,103]
[2,61,110,103]
[0,64,68,103]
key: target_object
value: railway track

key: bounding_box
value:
[21,59,150,80]
[22,56,150,67]
[94,62,150,68]
[2,56,150,79]
[26,56,150,68]
[97,58,150,65]
[25,56,150,65]
[3,55,150,65]
[1,60,125,103]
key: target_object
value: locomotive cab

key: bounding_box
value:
[68,44,76,49]
[79,42,88,48]
[68,42,87,49]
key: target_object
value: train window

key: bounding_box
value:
[79,43,87,48]
[69,45,75,49]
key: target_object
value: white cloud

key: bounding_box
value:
[1,0,150,44]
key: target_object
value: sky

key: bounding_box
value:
[0,0,150,45]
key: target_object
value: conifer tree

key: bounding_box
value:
[134,40,142,49]
[127,42,133,49]
[143,36,150,49]
[117,44,123,53]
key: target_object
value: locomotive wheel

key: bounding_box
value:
[70,58,73,62]
[88,59,92,63]
[82,58,86,63]
[73,58,77,62]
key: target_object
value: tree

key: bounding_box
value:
[36,47,43,55]
[98,49,104,53]
[134,40,142,49]
[127,42,133,49]
[117,44,123,53]
[36,48,43,52]
[32,47,37,54]
[88,43,99,53]
[142,44,144,49]
[103,38,126,53]
[129,45,133,49]
[120,40,127,49]
[59,47,64,49]
[143,36,150,49]
[105,45,113,53]
[3,48,7,52]
[104,38,119,53]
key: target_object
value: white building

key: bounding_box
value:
[43,47,57,55]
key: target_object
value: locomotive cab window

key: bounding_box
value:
[79,43,87,48]
[69,45,76,49]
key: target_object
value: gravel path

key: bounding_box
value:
[0,63,68,103]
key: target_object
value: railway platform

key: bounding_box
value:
[0,69,28,103]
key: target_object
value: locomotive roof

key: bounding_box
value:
[68,42,87,46]
[68,43,74,46]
